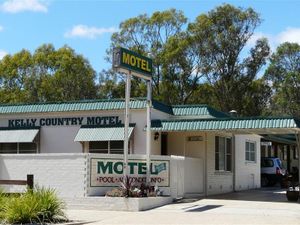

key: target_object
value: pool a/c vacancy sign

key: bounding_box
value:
[90,158,169,187]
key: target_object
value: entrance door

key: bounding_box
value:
[161,133,168,155]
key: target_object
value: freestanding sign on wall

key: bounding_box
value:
[113,47,152,183]
[90,158,170,187]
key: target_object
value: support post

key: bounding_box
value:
[27,174,34,190]
[295,132,300,183]
[204,133,208,196]
[146,80,152,183]
[123,72,131,183]
[232,134,236,191]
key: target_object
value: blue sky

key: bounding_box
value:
[0,0,300,74]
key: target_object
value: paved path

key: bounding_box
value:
[66,188,300,225]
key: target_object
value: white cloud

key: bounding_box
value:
[247,32,271,46]
[64,25,118,39]
[247,27,300,51]
[1,0,48,13]
[0,26,3,32]
[276,27,300,45]
[0,50,8,60]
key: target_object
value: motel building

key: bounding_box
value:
[0,98,300,200]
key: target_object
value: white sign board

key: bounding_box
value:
[90,158,169,187]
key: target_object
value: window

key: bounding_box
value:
[89,141,128,154]
[110,141,124,154]
[19,143,37,154]
[0,142,37,154]
[215,136,232,171]
[89,141,109,153]
[245,141,256,162]
[293,146,299,159]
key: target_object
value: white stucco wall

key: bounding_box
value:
[40,126,82,153]
[234,134,261,190]
[167,131,235,196]
[167,131,206,158]
[0,108,170,155]
[131,108,171,155]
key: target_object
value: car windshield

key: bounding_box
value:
[261,159,274,167]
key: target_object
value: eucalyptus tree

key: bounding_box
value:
[0,44,97,103]
[188,4,271,115]
[104,9,188,102]
[264,42,300,117]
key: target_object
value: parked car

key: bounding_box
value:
[261,157,287,187]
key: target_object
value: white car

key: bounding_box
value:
[261,157,287,187]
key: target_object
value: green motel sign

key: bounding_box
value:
[113,47,152,80]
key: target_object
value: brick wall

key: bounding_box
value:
[0,153,87,197]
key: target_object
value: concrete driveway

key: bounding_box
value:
[66,188,300,225]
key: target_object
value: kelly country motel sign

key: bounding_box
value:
[113,47,152,80]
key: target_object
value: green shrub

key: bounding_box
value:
[0,188,6,220]
[2,186,67,224]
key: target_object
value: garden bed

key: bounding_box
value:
[65,196,173,211]
[103,196,173,211]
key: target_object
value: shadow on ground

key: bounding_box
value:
[172,187,291,204]
[205,187,289,203]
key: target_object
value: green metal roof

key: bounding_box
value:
[0,98,173,115]
[172,105,230,118]
[262,134,297,145]
[0,129,39,143]
[0,98,229,119]
[151,117,300,132]
[74,126,134,142]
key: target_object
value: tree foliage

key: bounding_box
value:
[187,4,270,115]
[99,4,272,116]
[102,9,189,102]
[264,42,300,117]
[0,44,97,103]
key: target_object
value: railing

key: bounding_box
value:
[0,174,34,190]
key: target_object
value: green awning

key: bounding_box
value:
[151,117,300,133]
[0,129,39,143]
[74,126,134,142]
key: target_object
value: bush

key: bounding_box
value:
[105,188,125,197]
[105,178,158,198]
[0,188,7,220]
[1,186,67,224]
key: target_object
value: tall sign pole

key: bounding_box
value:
[113,47,153,185]
[123,71,131,182]
[146,80,152,183]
